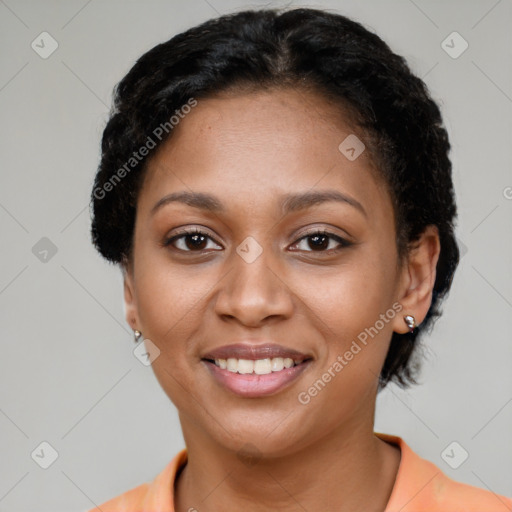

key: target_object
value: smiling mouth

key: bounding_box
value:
[202,357,312,375]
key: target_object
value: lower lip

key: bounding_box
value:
[203,360,312,398]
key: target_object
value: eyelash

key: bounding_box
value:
[163,227,352,254]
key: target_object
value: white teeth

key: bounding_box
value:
[271,357,284,371]
[283,358,294,368]
[253,358,272,374]
[226,358,238,372]
[214,357,303,374]
[237,359,254,374]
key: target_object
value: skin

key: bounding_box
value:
[123,87,441,512]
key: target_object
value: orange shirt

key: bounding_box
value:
[91,433,512,511]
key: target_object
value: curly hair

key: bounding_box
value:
[90,7,460,390]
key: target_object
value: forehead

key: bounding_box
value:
[165,87,356,159]
[140,88,391,220]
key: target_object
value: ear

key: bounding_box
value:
[392,225,441,334]
[122,264,139,332]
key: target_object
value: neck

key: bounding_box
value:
[174,414,401,512]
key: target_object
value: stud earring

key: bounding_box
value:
[403,315,416,333]
[134,330,142,343]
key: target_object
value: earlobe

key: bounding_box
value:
[392,225,441,334]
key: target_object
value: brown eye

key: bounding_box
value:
[165,228,222,252]
[290,230,350,253]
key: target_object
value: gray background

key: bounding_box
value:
[0,0,511,510]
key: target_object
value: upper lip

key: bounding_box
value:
[202,343,312,362]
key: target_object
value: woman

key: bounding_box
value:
[89,7,512,512]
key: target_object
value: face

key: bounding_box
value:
[123,88,424,456]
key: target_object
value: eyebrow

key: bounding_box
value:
[281,190,366,217]
[151,189,366,217]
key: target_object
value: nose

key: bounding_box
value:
[213,244,294,327]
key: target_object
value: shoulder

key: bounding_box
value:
[377,433,512,512]
[431,473,512,511]
[88,449,188,512]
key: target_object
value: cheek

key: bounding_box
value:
[299,257,396,341]
[134,243,205,321]
[295,253,398,406]
[133,249,226,368]
[133,258,210,407]
[297,268,395,423]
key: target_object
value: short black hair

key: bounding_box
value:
[90,7,460,390]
